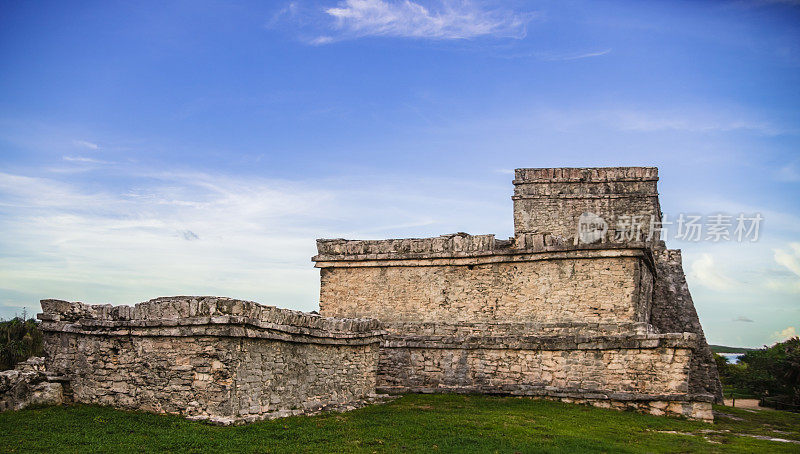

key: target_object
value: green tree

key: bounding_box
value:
[714,352,729,379]
[729,337,800,405]
[0,315,43,370]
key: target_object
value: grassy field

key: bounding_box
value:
[2,394,800,453]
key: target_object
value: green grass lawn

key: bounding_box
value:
[2,394,800,453]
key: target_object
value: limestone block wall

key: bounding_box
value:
[512,167,661,242]
[38,297,385,424]
[651,248,724,402]
[377,335,695,397]
[317,242,655,327]
[373,329,711,421]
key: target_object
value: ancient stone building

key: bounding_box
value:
[313,167,722,421]
[9,166,721,423]
[37,297,385,424]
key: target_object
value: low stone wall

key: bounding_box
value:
[38,297,385,424]
[376,331,713,421]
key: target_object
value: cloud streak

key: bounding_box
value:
[541,49,612,61]
[533,108,786,135]
[773,326,798,341]
[73,140,99,150]
[769,243,800,293]
[62,156,112,164]
[315,0,534,43]
[690,253,739,292]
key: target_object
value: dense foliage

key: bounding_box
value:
[0,315,43,371]
[718,337,800,405]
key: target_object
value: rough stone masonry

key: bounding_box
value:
[37,297,385,424]
[313,167,723,422]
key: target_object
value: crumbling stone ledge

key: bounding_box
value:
[39,297,383,341]
[513,167,659,183]
[0,358,64,412]
[315,236,657,264]
[382,332,698,350]
[38,296,385,424]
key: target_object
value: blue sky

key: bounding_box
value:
[0,0,798,347]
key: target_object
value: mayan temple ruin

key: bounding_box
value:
[313,167,723,421]
[0,166,722,423]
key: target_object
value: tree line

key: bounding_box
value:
[716,337,800,407]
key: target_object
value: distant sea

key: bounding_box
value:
[719,353,744,364]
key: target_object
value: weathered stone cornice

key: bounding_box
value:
[382,332,698,351]
[38,297,385,345]
[513,167,659,184]
[383,321,657,337]
[314,242,656,273]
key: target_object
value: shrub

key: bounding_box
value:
[0,313,43,371]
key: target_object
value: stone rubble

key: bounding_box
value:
[0,358,63,412]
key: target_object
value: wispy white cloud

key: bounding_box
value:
[768,242,800,293]
[772,326,797,341]
[775,242,800,276]
[533,108,786,135]
[497,47,613,61]
[541,48,612,61]
[776,162,800,182]
[62,156,111,164]
[311,35,335,45]
[315,0,534,43]
[73,140,99,150]
[267,2,300,27]
[613,112,777,134]
[690,253,739,292]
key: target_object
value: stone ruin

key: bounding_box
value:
[34,297,384,424]
[313,167,722,421]
[0,166,722,423]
